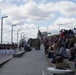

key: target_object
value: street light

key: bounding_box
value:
[57,23,62,34]
[21,32,24,40]
[11,24,16,44]
[1,16,8,44]
[17,29,21,45]
[23,34,29,42]
[23,34,29,39]
[23,34,25,39]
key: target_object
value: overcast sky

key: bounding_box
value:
[0,0,76,43]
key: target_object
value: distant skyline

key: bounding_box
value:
[0,0,76,43]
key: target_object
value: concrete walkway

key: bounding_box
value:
[0,47,49,75]
[0,55,13,67]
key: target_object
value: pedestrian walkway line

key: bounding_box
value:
[42,70,45,75]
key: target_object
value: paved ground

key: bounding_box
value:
[0,45,49,75]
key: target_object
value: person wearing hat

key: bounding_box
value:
[55,56,71,75]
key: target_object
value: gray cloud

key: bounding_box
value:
[55,1,76,16]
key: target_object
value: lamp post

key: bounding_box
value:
[17,29,21,45]
[23,34,25,39]
[57,24,62,34]
[23,34,29,39]
[11,25,16,44]
[1,16,8,44]
[21,32,24,40]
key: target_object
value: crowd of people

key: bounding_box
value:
[43,28,76,70]
[0,43,17,54]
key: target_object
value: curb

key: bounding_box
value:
[13,50,25,58]
[0,56,13,68]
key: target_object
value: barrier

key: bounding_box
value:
[47,67,75,75]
